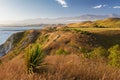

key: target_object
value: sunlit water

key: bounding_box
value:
[0,26,43,45]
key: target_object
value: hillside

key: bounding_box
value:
[1,27,120,61]
[0,26,120,79]
[68,18,120,28]
[0,27,99,62]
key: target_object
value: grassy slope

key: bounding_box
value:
[0,54,120,80]
[68,18,120,28]
[96,18,120,28]
[70,28,120,48]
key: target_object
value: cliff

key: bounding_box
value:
[0,32,24,57]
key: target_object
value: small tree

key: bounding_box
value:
[108,45,120,68]
[25,44,45,74]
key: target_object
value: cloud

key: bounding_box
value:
[93,5,102,8]
[113,6,120,8]
[56,0,68,8]
[93,5,120,9]
[93,4,107,9]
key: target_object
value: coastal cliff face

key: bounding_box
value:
[0,32,24,57]
[0,30,42,57]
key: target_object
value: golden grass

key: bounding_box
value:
[0,54,120,80]
[70,28,120,32]
[67,18,120,28]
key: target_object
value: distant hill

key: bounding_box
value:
[95,18,120,28]
[68,18,120,28]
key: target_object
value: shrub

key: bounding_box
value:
[90,47,108,59]
[83,47,108,59]
[80,31,91,35]
[108,44,120,68]
[72,29,91,35]
[80,47,90,53]
[56,48,68,55]
[25,44,45,74]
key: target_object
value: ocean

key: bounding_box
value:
[0,26,43,45]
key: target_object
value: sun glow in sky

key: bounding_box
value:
[0,0,120,24]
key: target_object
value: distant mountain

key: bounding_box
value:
[68,14,120,21]
[0,14,120,26]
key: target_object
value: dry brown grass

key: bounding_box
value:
[0,54,120,80]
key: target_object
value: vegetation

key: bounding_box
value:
[108,45,120,68]
[90,47,108,59]
[70,27,120,32]
[79,47,91,53]
[56,48,68,55]
[25,44,45,74]
[0,54,120,80]
[82,45,120,68]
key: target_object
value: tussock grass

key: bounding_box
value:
[0,54,119,80]
[25,44,45,74]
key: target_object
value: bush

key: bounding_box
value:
[25,44,45,74]
[80,47,90,53]
[72,29,91,35]
[80,31,91,35]
[90,47,108,59]
[56,48,68,55]
[108,45,120,68]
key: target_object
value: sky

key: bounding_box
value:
[0,0,120,23]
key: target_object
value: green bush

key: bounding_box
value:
[56,48,68,55]
[80,31,91,35]
[90,47,108,59]
[80,47,90,53]
[72,29,91,35]
[108,45,120,68]
[25,44,45,74]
